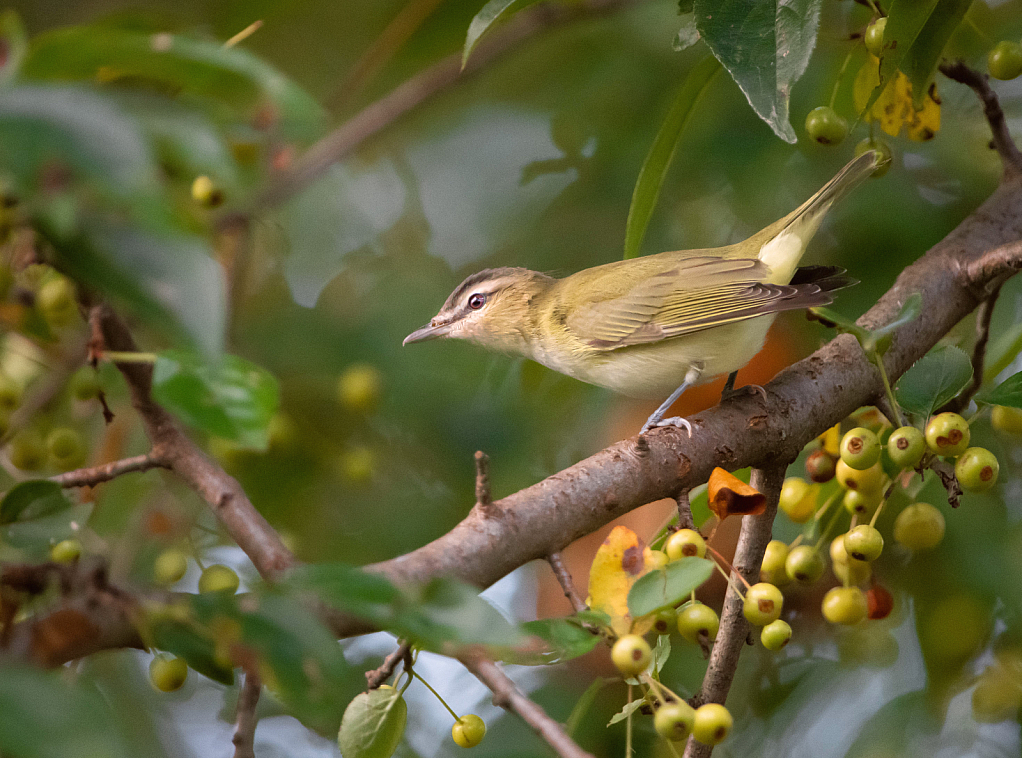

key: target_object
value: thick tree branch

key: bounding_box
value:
[232,669,261,758]
[49,453,167,488]
[683,467,784,758]
[459,653,596,758]
[940,60,1022,176]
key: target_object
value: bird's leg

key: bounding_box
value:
[641,365,703,436]
[719,370,767,403]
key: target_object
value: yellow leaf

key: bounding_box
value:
[587,525,655,636]
[818,424,841,458]
[707,467,765,521]
[853,56,939,141]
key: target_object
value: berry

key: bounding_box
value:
[266,413,299,453]
[864,17,887,56]
[9,429,46,471]
[836,458,885,494]
[651,606,677,635]
[844,525,884,562]
[198,564,240,594]
[647,549,669,571]
[191,175,224,207]
[830,537,872,584]
[47,427,85,470]
[805,106,849,145]
[452,714,486,748]
[925,412,970,457]
[149,654,188,692]
[840,427,881,470]
[887,426,926,470]
[866,584,894,620]
[779,477,818,523]
[854,138,893,178]
[0,372,21,411]
[610,634,652,677]
[805,449,836,483]
[692,703,732,746]
[785,545,825,584]
[654,702,695,742]
[665,528,706,560]
[759,540,790,586]
[154,550,189,585]
[339,446,375,484]
[338,363,383,413]
[677,602,719,644]
[761,619,792,651]
[743,583,783,626]
[991,405,1022,435]
[821,586,868,625]
[893,502,945,551]
[70,367,101,401]
[842,488,881,518]
[988,40,1022,80]
[37,276,78,328]
[50,538,81,563]
[972,666,1022,723]
[955,447,999,492]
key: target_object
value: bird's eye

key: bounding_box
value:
[468,293,486,310]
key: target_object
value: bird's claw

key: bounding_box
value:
[720,383,768,404]
[640,416,694,437]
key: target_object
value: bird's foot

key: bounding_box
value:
[720,383,767,404]
[640,416,694,437]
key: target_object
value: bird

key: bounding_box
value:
[404,150,883,435]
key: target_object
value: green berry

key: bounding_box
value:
[37,276,78,328]
[0,372,21,411]
[854,138,893,177]
[893,502,945,551]
[925,412,970,457]
[452,714,486,748]
[840,427,882,470]
[805,106,849,145]
[154,550,189,585]
[821,586,868,625]
[743,583,783,626]
[887,426,926,469]
[338,363,383,413]
[844,524,884,562]
[785,545,825,584]
[677,602,719,644]
[972,667,1022,723]
[665,528,706,560]
[692,703,732,746]
[761,619,792,651]
[9,429,46,471]
[955,447,999,492]
[50,538,81,563]
[654,702,695,742]
[198,564,240,594]
[779,477,818,523]
[339,446,375,484]
[836,458,885,494]
[864,17,887,56]
[191,175,224,207]
[651,606,677,635]
[805,449,836,483]
[989,40,1022,80]
[759,540,790,586]
[149,654,188,692]
[842,488,881,518]
[610,634,652,677]
[830,537,872,584]
[47,427,85,469]
[70,367,101,401]
[991,405,1022,435]
[647,549,669,571]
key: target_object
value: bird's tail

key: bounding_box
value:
[755,149,885,283]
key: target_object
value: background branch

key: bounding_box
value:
[940,60,1022,176]
[49,453,167,488]
[232,669,261,758]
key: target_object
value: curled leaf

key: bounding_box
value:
[707,467,765,520]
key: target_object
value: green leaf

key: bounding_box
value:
[1,504,92,556]
[608,697,646,726]
[23,26,325,140]
[627,557,714,618]
[288,563,402,620]
[566,677,614,736]
[570,608,613,628]
[672,13,701,52]
[895,344,973,419]
[694,0,822,143]
[338,688,407,758]
[623,55,720,259]
[507,618,600,665]
[0,11,28,87]
[984,321,1022,384]
[463,0,541,69]
[149,614,235,685]
[152,350,279,448]
[0,480,71,525]
[977,371,1022,408]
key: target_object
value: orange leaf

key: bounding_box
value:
[587,525,655,635]
[707,467,765,521]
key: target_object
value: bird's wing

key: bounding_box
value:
[566,257,845,350]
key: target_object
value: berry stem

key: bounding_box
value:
[101,351,159,364]
[708,547,750,594]
[814,498,847,551]
[829,48,856,109]
[625,683,634,758]
[869,479,898,528]
[409,668,460,721]
[872,354,905,427]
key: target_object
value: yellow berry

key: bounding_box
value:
[149,654,188,692]
[821,586,868,625]
[991,405,1022,435]
[779,477,818,523]
[665,528,706,560]
[893,502,945,551]
[191,175,224,207]
[743,583,783,626]
[610,634,652,677]
[452,714,486,748]
[154,550,189,585]
[654,702,695,742]
[198,564,240,594]
[337,363,383,413]
[925,412,970,457]
[50,538,82,564]
[692,703,732,746]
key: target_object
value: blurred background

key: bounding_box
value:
[3,0,1022,756]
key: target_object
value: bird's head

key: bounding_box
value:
[403,267,553,353]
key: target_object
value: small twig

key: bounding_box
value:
[474,451,492,509]
[964,239,1022,290]
[366,640,412,689]
[546,553,587,613]
[49,453,168,489]
[459,653,596,758]
[675,489,696,530]
[232,668,262,758]
[683,466,784,758]
[939,59,1022,176]
[929,457,964,508]
[942,284,1001,413]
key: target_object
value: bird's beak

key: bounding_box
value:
[403,321,452,345]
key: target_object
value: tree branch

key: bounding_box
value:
[49,453,167,488]
[546,553,587,613]
[474,451,493,509]
[232,669,261,758]
[459,653,596,758]
[682,467,784,758]
[366,640,412,689]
